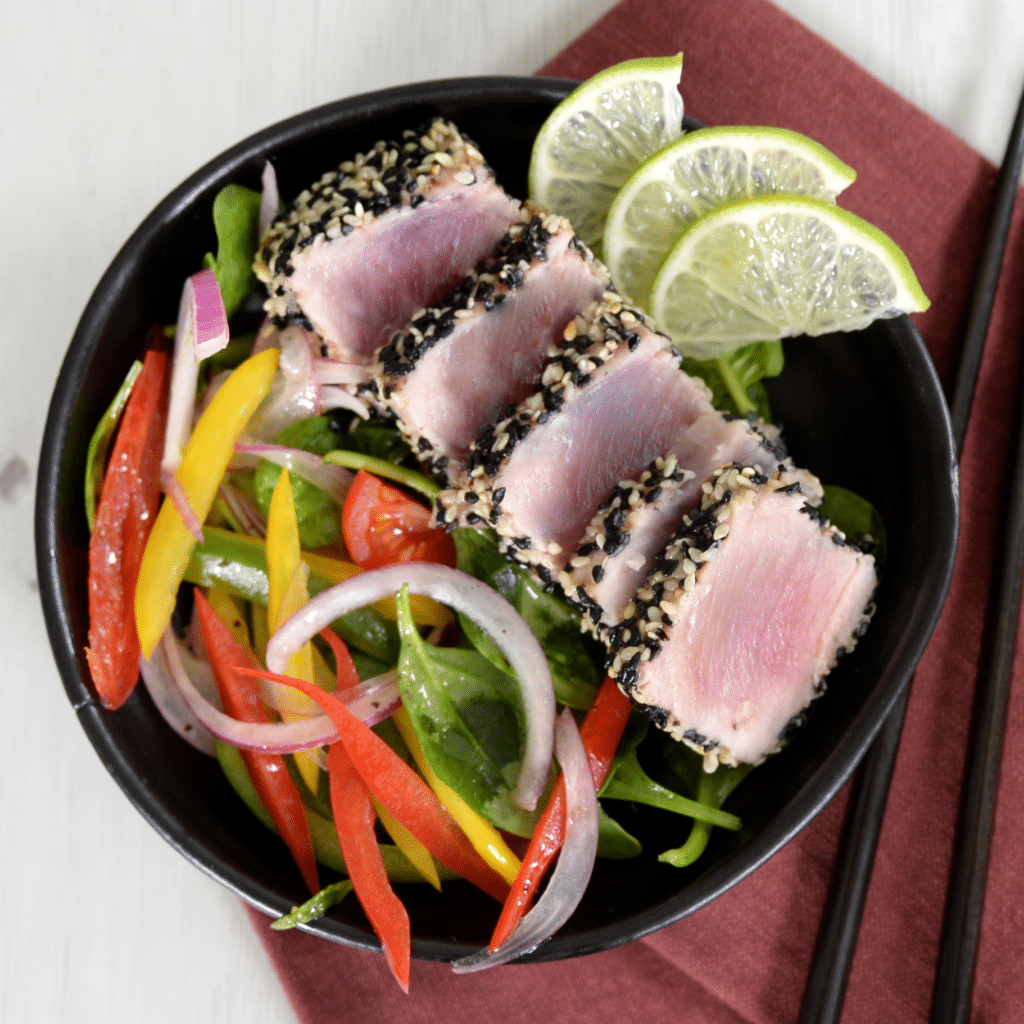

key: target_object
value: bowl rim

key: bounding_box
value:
[35,74,960,963]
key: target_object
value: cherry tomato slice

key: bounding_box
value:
[341,469,455,570]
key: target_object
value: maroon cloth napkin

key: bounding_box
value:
[247,1,1024,1019]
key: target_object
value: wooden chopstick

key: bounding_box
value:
[798,78,1024,1024]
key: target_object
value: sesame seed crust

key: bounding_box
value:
[564,423,823,641]
[432,294,670,574]
[254,119,494,328]
[606,463,877,770]
[368,206,609,483]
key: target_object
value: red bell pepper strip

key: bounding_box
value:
[489,676,631,950]
[318,627,361,691]
[240,667,510,904]
[328,740,411,992]
[86,330,169,710]
[193,590,319,896]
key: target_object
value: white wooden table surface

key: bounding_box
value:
[3,2,1022,1021]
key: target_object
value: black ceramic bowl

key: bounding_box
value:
[36,76,959,962]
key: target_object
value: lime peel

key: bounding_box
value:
[604,125,857,307]
[528,54,684,251]
[650,194,929,360]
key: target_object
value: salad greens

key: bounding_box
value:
[203,184,262,320]
[452,527,599,710]
[395,586,536,837]
[254,416,346,549]
[682,340,784,420]
[84,359,142,531]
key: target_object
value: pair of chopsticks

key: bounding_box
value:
[799,80,1024,1024]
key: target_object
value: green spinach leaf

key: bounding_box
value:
[254,417,346,549]
[203,184,262,320]
[656,744,753,868]
[682,339,784,420]
[394,586,537,836]
[600,716,742,831]
[453,527,599,709]
[818,484,887,574]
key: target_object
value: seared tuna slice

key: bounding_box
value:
[566,419,821,638]
[435,299,717,580]
[608,465,877,769]
[370,208,610,483]
[255,120,522,364]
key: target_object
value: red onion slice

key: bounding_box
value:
[251,317,279,356]
[319,385,370,420]
[217,481,266,538]
[159,630,401,752]
[162,470,205,542]
[451,709,599,972]
[258,161,280,241]
[161,630,336,752]
[265,563,555,811]
[162,269,230,478]
[139,644,217,756]
[315,358,370,387]
[253,666,402,729]
[188,268,230,360]
[235,442,353,504]
[247,325,321,441]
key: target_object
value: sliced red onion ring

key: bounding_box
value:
[452,709,598,973]
[251,317,279,356]
[188,268,230,360]
[258,161,280,241]
[161,470,205,542]
[195,369,231,420]
[315,358,370,387]
[217,481,266,537]
[162,269,229,477]
[247,325,321,441]
[265,563,555,811]
[161,630,337,752]
[159,630,401,752]
[235,442,353,504]
[319,385,370,419]
[176,634,221,708]
[256,666,401,728]
[139,644,217,756]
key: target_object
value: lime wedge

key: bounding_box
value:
[605,126,857,308]
[650,195,930,360]
[529,54,684,253]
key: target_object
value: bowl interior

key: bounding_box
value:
[36,77,959,962]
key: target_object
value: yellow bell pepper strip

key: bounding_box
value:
[266,469,320,794]
[393,706,522,886]
[135,347,279,658]
[372,796,442,891]
[327,739,411,992]
[250,600,270,663]
[194,589,319,896]
[241,667,511,903]
[205,585,252,649]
